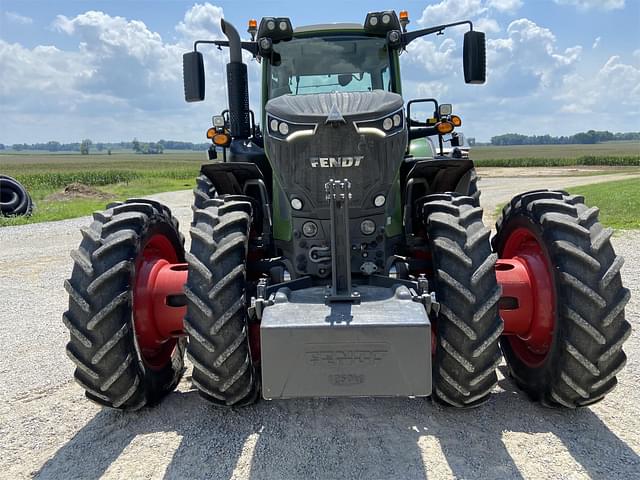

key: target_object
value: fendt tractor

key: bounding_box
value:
[63,11,630,411]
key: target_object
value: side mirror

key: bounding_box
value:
[183,51,205,102]
[463,31,486,84]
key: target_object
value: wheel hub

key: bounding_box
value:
[133,234,188,369]
[496,227,556,367]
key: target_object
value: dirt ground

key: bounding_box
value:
[45,183,116,202]
[1,168,638,479]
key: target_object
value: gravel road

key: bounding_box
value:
[1,170,639,479]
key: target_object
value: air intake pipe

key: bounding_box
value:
[221,19,251,140]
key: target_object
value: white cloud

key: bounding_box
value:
[558,56,640,114]
[175,2,224,42]
[592,36,601,49]
[5,11,33,25]
[402,15,599,139]
[417,0,522,27]
[552,0,625,11]
[486,19,582,90]
[0,3,242,142]
[486,0,523,13]
[418,0,486,26]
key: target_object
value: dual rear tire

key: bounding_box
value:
[421,189,630,408]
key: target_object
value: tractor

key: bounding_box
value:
[63,11,630,410]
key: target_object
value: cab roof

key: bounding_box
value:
[293,23,365,34]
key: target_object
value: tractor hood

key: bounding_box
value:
[266,90,403,124]
[263,90,407,220]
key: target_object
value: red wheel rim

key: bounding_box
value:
[133,233,180,370]
[501,226,556,368]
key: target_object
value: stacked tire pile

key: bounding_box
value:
[0,175,33,216]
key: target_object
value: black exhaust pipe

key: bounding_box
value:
[221,19,251,140]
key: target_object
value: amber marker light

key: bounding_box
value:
[450,115,462,127]
[399,10,410,32]
[436,121,455,134]
[248,19,258,40]
[213,133,231,147]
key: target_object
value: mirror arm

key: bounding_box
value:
[408,126,439,141]
[193,39,259,56]
[402,20,473,46]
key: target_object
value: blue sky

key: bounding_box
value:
[1,0,639,143]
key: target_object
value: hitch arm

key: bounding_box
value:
[325,179,359,303]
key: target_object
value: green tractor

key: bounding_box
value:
[63,11,630,410]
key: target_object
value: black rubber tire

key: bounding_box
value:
[63,199,186,410]
[468,170,480,207]
[193,173,216,212]
[0,175,33,216]
[493,190,631,407]
[421,193,503,407]
[185,195,259,406]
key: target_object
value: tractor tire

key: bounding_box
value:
[421,193,503,407]
[493,190,631,407]
[63,199,186,410]
[185,195,259,406]
[468,170,480,207]
[0,175,33,216]
[192,173,216,212]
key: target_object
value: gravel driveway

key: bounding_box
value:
[1,171,638,479]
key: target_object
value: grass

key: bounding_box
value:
[0,152,202,226]
[493,177,640,230]
[567,178,640,229]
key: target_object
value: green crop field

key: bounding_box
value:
[2,145,640,226]
[0,151,204,226]
[472,142,640,167]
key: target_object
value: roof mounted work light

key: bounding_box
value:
[258,17,293,42]
[364,11,401,34]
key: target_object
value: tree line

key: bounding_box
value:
[0,139,210,153]
[490,130,640,146]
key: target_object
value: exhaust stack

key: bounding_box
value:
[221,19,251,140]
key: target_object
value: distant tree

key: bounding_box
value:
[107,149,112,155]
[96,143,105,152]
[468,137,476,146]
[132,138,141,153]
[0,144,5,150]
[80,139,92,155]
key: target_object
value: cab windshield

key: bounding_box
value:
[267,35,392,99]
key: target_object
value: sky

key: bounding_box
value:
[0,0,639,144]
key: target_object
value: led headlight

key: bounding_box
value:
[355,108,404,137]
[266,20,276,30]
[374,194,386,207]
[266,114,317,141]
[291,198,303,210]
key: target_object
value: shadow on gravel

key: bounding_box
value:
[36,375,639,480]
